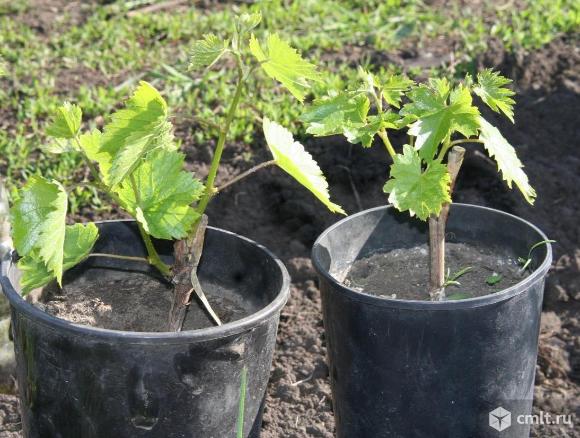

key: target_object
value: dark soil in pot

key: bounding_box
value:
[38,270,251,332]
[345,242,527,300]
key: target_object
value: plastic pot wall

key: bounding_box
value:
[0,221,290,438]
[312,204,552,438]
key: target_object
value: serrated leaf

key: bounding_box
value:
[46,102,82,139]
[102,81,174,187]
[381,74,414,108]
[358,66,379,94]
[263,118,344,214]
[429,78,451,100]
[383,145,451,220]
[249,34,320,102]
[401,85,447,119]
[78,128,112,180]
[41,138,75,154]
[344,115,384,148]
[478,116,536,204]
[11,176,67,283]
[409,85,479,160]
[115,149,204,239]
[18,223,98,294]
[408,109,452,160]
[474,69,515,123]
[189,34,228,71]
[300,92,369,136]
[448,85,480,138]
[237,12,262,32]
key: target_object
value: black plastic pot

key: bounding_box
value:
[0,221,290,438]
[312,204,552,438]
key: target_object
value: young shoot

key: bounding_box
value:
[443,266,473,288]
[9,13,344,331]
[301,68,537,300]
[518,239,556,273]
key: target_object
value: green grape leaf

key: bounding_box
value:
[478,116,536,204]
[237,12,262,33]
[78,129,112,180]
[102,81,175,187]
[448,85,480,138]
[249,33,320,102]
[401,85,446,119]
[474,69,515,123]
[46,102,82,139]
[11,176,68,283]
[18,223,98,294]
[429,77,451,100]
[16,255,51,293]
[115,149,204,240]
[300,92,369,136]
[189,34,229,71]
[263,118,344,214]
[343,115,384,148]
[409,85,479,160]
[358,67,379,94]
[0,57,5,76]
[408,109,452,160]
[41,138,75,154]
[381,74,414,108]
[383,145,451,220]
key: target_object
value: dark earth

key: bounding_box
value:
[345,242,526,301]
[0,10,579,438]
[38,272,251,332]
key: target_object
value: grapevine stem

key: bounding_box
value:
[370,88,396,159]
[216,160,276,193]
[439,138,484,159]
[129,173,171,276]
[89,253,149,263]
[428,146,465,300]
[449,138,484,147]
[168,54,246,331]
[378,129,396,158]
[194,55,245,221]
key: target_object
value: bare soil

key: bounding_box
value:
[37,272,250,332]
[345,242,525,300]
[0,16,578,438]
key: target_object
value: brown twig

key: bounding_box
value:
[428,146,465,300]
[127,0,188,17]
[168,215,221,331]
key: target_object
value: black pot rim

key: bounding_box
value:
[0,222,291,344]
[311,203,552,310]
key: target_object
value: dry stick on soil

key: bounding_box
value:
[126,0,188,17]
[168,215,222,331]
[428,146,466,300]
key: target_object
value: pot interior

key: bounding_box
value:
[4,221,288,332]
[313,204,551,290]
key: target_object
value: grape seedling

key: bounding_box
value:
[301,68,535,299]
[9,13,343,330]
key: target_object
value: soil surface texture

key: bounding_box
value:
[38,272,250,332]
[345,242,526,301]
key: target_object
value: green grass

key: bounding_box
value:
[0,0,578,213]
